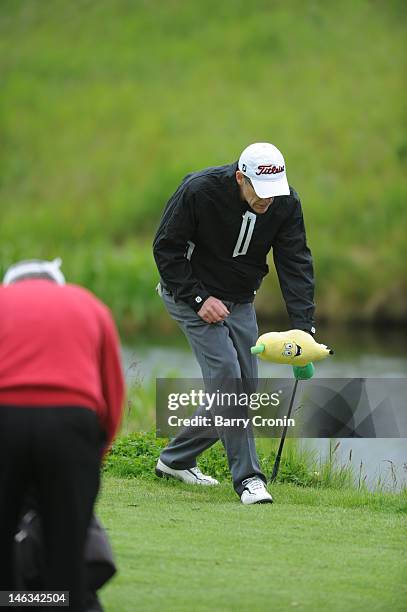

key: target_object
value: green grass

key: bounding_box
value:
[1,0,407,331]
[104,432,404,492]
[104,431,348,489]
[96,476,407,611]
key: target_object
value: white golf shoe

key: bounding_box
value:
[155,458,219,486]
[240,477,273,505]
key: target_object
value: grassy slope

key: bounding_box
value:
[97,477,407,611]
[1,1,407,331]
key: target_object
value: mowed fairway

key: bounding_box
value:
[97,477,407,611]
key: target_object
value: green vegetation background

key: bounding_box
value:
[1,0,406,335]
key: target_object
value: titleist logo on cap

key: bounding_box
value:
[256,164,285,176]
[238,143,290,197]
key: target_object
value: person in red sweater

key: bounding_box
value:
[0,258,125,611]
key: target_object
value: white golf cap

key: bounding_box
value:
[3,257,66,285]
[238,142,290,198]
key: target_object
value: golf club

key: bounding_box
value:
[269,362,316,482]
[270,377,299,483]
[250,329,334,483]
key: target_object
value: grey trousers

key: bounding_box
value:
[159,286,266,495]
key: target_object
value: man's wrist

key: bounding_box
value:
[292,324,316,336]
[187,291,211,312]
[306,326,316,336]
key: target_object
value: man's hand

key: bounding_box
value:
[197,296,230,323]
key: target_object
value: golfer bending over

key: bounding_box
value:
[153,142,315,504]
[0,259,124,610]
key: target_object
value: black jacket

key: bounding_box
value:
[153,162,315,330]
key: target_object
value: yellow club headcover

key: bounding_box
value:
[252,329,333,366]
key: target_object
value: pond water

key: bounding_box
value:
[123,325,407,491]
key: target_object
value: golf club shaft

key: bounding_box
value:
[270,378,299,482]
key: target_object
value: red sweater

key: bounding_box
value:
[0,280,125,449]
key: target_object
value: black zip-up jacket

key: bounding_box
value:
[153,162,315,331]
